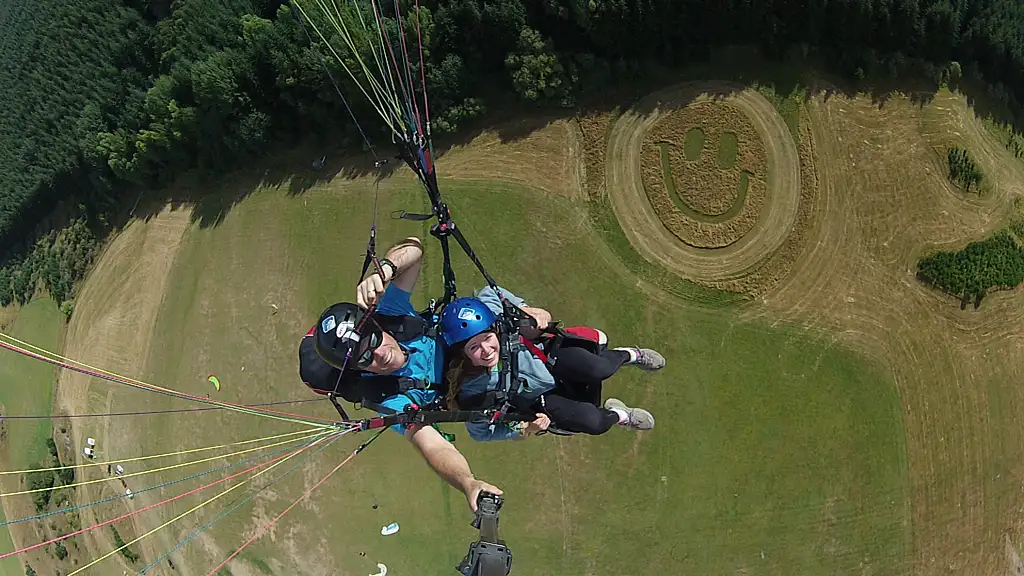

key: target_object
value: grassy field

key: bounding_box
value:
[0,508,14,576]
[56,173,910,576]
[0,298,61,576]
[21,47,1024,576]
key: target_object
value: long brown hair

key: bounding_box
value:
[444,340,489,409]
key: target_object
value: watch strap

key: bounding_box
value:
[379,258,398,280]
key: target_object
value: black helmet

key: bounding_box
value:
[313,303,384,370]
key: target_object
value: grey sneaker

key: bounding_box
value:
[604,398,655,431]
[615,347,666,371]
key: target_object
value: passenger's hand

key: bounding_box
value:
[524,413,550,436]
[356,273,386,309]
[528,308,552,330]
[520,307,552,340]
[464,479,503,513]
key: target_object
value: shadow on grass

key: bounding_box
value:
[122,44,1022,233]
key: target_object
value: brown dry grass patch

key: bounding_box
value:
[605,83,805,292]
[644,101,767,219]
[576,110,619,201]
[739,88,1024,576]
[435,118,584,198]
[718,107,821,296]
[52,205,193,571]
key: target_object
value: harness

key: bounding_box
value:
[458,324,608,413]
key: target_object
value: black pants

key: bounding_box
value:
[531,345,630,435]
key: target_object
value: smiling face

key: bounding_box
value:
[361,331,407,374]
[463,331,499,368]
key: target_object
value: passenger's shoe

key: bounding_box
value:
[604,398,655,431]
[614,347,666,371]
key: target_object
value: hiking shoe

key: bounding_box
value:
[615,347,666,371]
[604,398,655,431]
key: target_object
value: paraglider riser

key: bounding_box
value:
[354,404,536,431]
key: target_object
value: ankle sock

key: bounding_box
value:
[610,407,630,424]
[614,347,640,364]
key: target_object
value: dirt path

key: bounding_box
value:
[606,82,801,281]
[53,205,192,573]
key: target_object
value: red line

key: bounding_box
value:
[0,439,322,561]
[415,0,431,138]
[392,0,423,137]
[205,449,359,575]
[371,0,414,126]
[0,340,337,423]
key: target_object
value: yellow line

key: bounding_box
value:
[317,0,406,126]
[322,0,407,126]
[293,0,405,135]
[68,431,345,576]
[353,0,400,118]
[0,428,331,476]
[0,333,337,429]
[1,431,334,497]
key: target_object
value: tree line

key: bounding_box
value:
[4,0,1024,307]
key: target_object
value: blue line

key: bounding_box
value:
[0,434,330,529]
[137,430,352,574]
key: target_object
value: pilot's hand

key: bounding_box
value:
[356,273,387,309]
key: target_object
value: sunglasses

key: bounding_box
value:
[353,320,385,369]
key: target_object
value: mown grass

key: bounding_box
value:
[683,127,705,161]
[96,176,912,575]
[0,298,60,576]
[718,131,739,168]
[242,553,273,574]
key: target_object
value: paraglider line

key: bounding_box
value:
[1,431,335,497]
[137,430,347,574]
[0,397,328,420]
[0,438,317,562]
[66,430,348,575]
[288,0,383,159]
[291,0,403,136]
[0,335,337,427]
[391,0,423,136]
[0,436,321,529]
[414,0,433,160]
[369,0,418,131]
[204,443,361,575]
[0,427,330,476]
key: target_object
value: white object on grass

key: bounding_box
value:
[369,563,387,576]
[380,523,399,536]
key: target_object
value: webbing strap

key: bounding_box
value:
[520,338,548,364]
[358,408,535,431]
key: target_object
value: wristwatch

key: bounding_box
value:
[379,258,398,281]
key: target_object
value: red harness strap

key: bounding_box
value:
[520,336,549,364]
[519,327,606,366]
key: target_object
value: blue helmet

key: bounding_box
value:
[441,297,497,346]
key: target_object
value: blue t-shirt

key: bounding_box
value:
[368,283,444,434]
